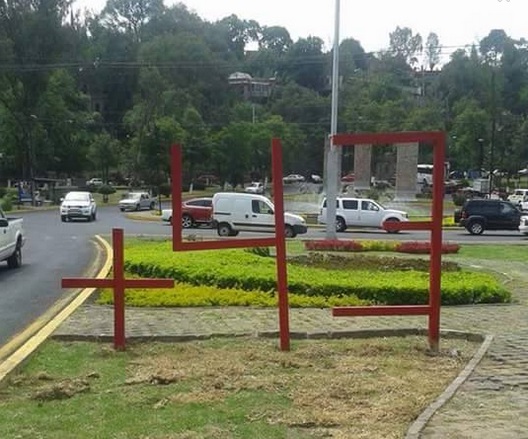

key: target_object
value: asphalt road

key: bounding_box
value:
[2,204,528,348]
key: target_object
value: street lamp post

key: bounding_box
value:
[325,0,340,240]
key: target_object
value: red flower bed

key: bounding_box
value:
[395,242,460,254]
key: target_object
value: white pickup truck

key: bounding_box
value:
[0,207,24,268]
[318,197,409,233]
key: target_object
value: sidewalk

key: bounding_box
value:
[52,258,528,438]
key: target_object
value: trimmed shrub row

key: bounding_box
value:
[119,241,510,306]
[304,240,460,254]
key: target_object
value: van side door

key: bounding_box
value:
[248,199,275,233]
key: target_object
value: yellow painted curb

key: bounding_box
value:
[0,235,113,383]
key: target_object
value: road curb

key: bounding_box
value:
[0,235,113,385]
[405,333,494,439]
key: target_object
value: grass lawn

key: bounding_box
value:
[0,336,478,439]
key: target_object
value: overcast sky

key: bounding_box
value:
[75,0,526,54]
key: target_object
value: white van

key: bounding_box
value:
[212,192,307,238]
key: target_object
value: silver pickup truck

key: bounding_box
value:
[0,207,24,268]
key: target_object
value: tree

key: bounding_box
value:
[389,26,423,67]
[259,26,292,54]
[282,36,327,92]
[100,0,163,41]
[425,32,441,70]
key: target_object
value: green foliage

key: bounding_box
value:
[0,196,12,211]
[98,184,116,195]
[304,240,460,254]
[116,240,509,307]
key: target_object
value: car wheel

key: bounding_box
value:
[149,202,155,210]
[182,214,194,229]
[120,207,125,212]
[92,211,97,221]
[335,217,346,233]
[217,223,232,237]
[285,225,296,238]
[385,217,400,234]
[61,215,67,222]
[135,204,140,211]
[468,221,484,235]
[7,242,22,269]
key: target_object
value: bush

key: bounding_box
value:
[116,241,509,307]
[0,187,6,198]
[304,240,460,254]
[0,195,12,211]
[158,183,171,197]
[452,192,467,206]
[98,184,116,195]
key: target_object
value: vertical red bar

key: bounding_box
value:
[112,228,126,351]
[171,145,183,251]
[271,138,290,351]
[429,133,446,351]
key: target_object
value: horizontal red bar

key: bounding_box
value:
[333,305,431,317]
[383,221,432,232]
[62,278,114,289]
[333,131,444,146]
[124,279,174,289]
[174,238,277,251]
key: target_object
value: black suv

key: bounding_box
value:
[455,199,522,235]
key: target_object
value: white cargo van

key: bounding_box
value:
[212,192,307,238]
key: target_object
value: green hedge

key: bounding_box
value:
[119,241,510,306]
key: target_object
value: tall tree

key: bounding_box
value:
[425,32,441,70]
[389,26,423,67]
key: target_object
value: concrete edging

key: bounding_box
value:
[405,333,494,439]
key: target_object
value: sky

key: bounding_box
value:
[74,0,526,55]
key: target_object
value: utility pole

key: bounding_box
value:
[489,67,496,196]
[325,0,340,240]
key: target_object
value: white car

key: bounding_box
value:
[508,188,528,205]
[283,174,305,184]
[60,191,97,222]
[519,215,528,235]
[119,192,156,211]
[318,197,408,233]
[245,182,264,194]
[86,178,103,187]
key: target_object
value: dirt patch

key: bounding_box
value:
[31,378,91,401]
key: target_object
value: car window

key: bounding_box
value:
[500,203,515,214]
[65,193,89,202]
[252,200,273,214]
[322,199,339,208]
[342,200,358,210]
[202,199,212,207]
[361,200,378,211]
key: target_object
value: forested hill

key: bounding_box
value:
[0,0,527,186]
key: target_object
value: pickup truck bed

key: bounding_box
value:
[0,208,25,268]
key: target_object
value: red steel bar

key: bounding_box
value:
[272,138,290,352]
[429,133,446,351]
[62,228,174,351]
[330,131,445,352]
[169,142,291,351]
[113,229,126,350]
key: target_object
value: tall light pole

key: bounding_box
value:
[325,0,340,239]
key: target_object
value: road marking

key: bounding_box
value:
[0,235,112,383]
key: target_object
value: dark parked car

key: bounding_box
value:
[455,199,522,235]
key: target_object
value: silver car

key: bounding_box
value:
[60,191,97,222]
[119,192,156,211]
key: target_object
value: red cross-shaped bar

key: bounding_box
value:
[62,228,174,350]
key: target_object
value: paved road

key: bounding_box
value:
[2,204,528,348]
